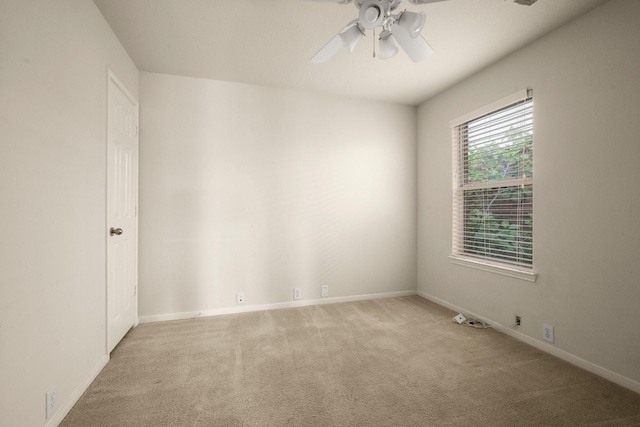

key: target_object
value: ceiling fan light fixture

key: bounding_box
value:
[378,30,398,59]
[398,10,426,38]
[339,23,365,52]
[358,0,389,29]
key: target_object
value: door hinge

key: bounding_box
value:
[134,286,137,297]
[135,125,139,137]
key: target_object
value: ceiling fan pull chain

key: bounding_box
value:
[373,28,376,58]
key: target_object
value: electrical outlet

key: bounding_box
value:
[515,315,521,326]
[236,292,245,304]
[321,285,328,298]
[543,324,554,343]
[46,385,57,419]
[293,288,302,300]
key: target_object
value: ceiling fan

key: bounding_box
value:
[306,0,538,63]
[307,0,447,63]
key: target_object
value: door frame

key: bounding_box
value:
[106,68,139,354]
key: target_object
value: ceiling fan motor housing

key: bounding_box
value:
[358,0,391,29]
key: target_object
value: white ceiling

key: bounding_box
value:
[93,0,609,106]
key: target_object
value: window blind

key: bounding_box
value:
[452,93,533,270]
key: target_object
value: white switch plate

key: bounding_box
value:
[46,385,57,419]
[543,324,554,343]
[321,285,328,298]
[237,292,245,304]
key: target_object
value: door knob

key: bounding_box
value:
[110,227,123,236]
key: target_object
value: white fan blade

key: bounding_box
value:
[391,23,434,62]
[311,34,344,63]
[311,20,361,63]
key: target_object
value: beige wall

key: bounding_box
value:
[417,0,640,389]
[138,72,417,318]
[0,1,138,425]
[3,1,638,424]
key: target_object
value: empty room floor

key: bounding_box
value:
[62,297,640,426]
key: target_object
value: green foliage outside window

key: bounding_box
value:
[462,126,533,266]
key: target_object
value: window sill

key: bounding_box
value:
[449,255,537,282]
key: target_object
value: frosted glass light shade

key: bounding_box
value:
[339,24,364,52]
[398,11,426,38]
[379,32,398,59]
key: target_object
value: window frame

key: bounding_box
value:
[449,89,536,282]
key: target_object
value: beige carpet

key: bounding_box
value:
[62,296,640,426]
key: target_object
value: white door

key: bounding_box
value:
[107,71,138,353]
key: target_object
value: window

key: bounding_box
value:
[450,90,534,280]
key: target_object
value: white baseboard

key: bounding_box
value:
[417,291,640,395]
[45,354,109,427]
[138,290,418,324]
